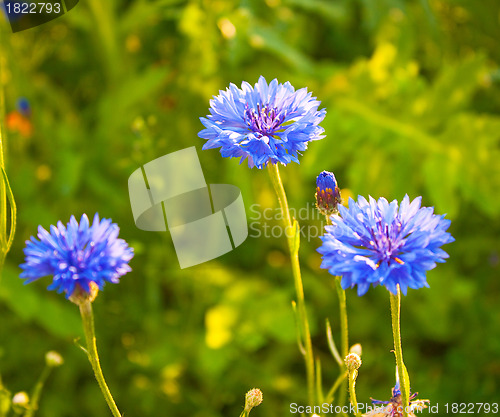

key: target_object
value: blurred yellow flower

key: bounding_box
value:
[205,305,237,349]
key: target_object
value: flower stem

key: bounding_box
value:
[325,370,347,404]
[347,369,361,417]
[23,366,52,417]
[0,375,10,417]
[390,287,410,417]
[0,50,16,276]
[325,215,349,415]
[0,52,7,269]
[336,278,348,356]
[335,277,349,415]
[79,301,122,417]
[267,163,315,407]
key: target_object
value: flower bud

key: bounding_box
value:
[345,353,362,372]
[315,171,341,216]
[12,392,29,406]
[349,343,362,357]
[244,388,263,412]
[12,392,30,413]
[45,351,64,367]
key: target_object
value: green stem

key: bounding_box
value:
[335,279,348,358]
[0,253,5,277]
[0,167,16,263]
[267,163,315,407]
[347,370,361,417]
[390,287,410,417]
[0,50,7,260]
[335,277,348,415]
[23,366,52,417]
[315,357,324,404]
[325,318,343,367]
[325,370,347,404]
[325,215,349,416]
[0,374,10,417]
[79,301,122,417]
[0,46,16,276]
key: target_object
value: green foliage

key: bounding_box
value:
[1,0,500,416]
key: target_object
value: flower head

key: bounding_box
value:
[45,351,64,367]
[345,352,362,371]
[350,343,362,356]
[363,381,429,417]
[12,392,30,413]
[20,214,134,298]
[318,195,454,296]
[244,388,263,412]
[316,171,341,216]
[199,76,326,169]
[12,392,29,407]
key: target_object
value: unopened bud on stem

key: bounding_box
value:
[315,171,341,216]
[45,351,64,367]
[244,388,263,413]
[12,392,30,413]
[345,352,362,372]
[349,343,362,357]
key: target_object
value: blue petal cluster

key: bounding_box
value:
[318,195,454,296]
[317,171,338,191]
[370,380,430,416]
[20,214,134,298]
[199,76,326,169]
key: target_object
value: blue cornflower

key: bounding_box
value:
[316,171,341,216]
[364,380,429,417]
[198,76,326,169]
[20,214,134,298]
[318,195,454,296]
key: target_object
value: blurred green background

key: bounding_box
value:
[1,0,500,416]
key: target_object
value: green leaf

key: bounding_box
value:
[401,362,411,409]
[326,318,343,367]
